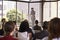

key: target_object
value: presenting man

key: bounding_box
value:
[31,8,35,26]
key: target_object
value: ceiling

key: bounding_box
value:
[3,0,58,1]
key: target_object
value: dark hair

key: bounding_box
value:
[19,21,29,32]
[1,18,6,22]
[4,21,15,35]
[31,8,34,9]
[35,20,38,24]
[42,21,48,30]
[48,18,60,40]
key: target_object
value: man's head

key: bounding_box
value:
[1,18,6,23]
[31,8,34,10]
[42,21,48,30]
[4,21,16,35]
[35,20,38,25]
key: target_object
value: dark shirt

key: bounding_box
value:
[27,28,34,37]
[33,30,49,39]
[0,23,5,35]
[33,25,41,30]
[0,35,17,40]
[0,29,4,35]
[39,30,49,39]
[27,28,32,33]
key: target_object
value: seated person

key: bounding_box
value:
[39,21,49,39]
[0,18,6,36]
[0,27,4,36]
[18,20,33,40]
[33,20,41,33]
[33,20,41,40]
[42,17,60,40]
[0,21,18,40]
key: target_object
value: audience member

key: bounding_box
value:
[33,20,41,40]
[18,20,33,40]
[33,20,41,32]
[39,21,49,39]
[0,18,6,36]
[0,21,18,40]
[42,17,60,40]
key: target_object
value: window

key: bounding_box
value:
[43,2,51,21]
[0,1,2,21]
[43,2,57,21]
[17,2,28,25]
[3,1,16,21]
[0,0,58,27]
[29,3,41,26]
[58,1,60,18]
[50,2,57,19]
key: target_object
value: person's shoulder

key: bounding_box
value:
[18,31,28,35]
[0,36,18,40]
[34,25,41,30]
[42,37,60,40]
[9,36,18,40]
[33,25,36,27]
[27,28,32,33]
[52,37,60,40]
[0,36,7,40]
[42,36,48,40]
[37,25,41,29]
[34,25,41,27]
[37,25,41,27]
[29,28,32,30]
[27,28,31,31]
[0,37,4,40]
[13,38,18,40]
[18,31,27,33]
[33,25,37,28]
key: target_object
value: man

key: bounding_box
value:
[0,21,18,40]
[31,8,35,26]
[33,20,41,40]
[33,20,41,33]
[0,18,6,36]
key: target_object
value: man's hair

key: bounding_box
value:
[31,8,34,9]
[4,21,15,35]
[42,21,48,29]
[35,20,38,24]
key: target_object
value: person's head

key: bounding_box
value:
[1,18,6,23]
[42,21,48,30]
[4,21,16,36]
[24,19,28,22]
[35,20,38,25]
[48,17,60,39]
[31,8,34,10]
[19,20,29,32]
